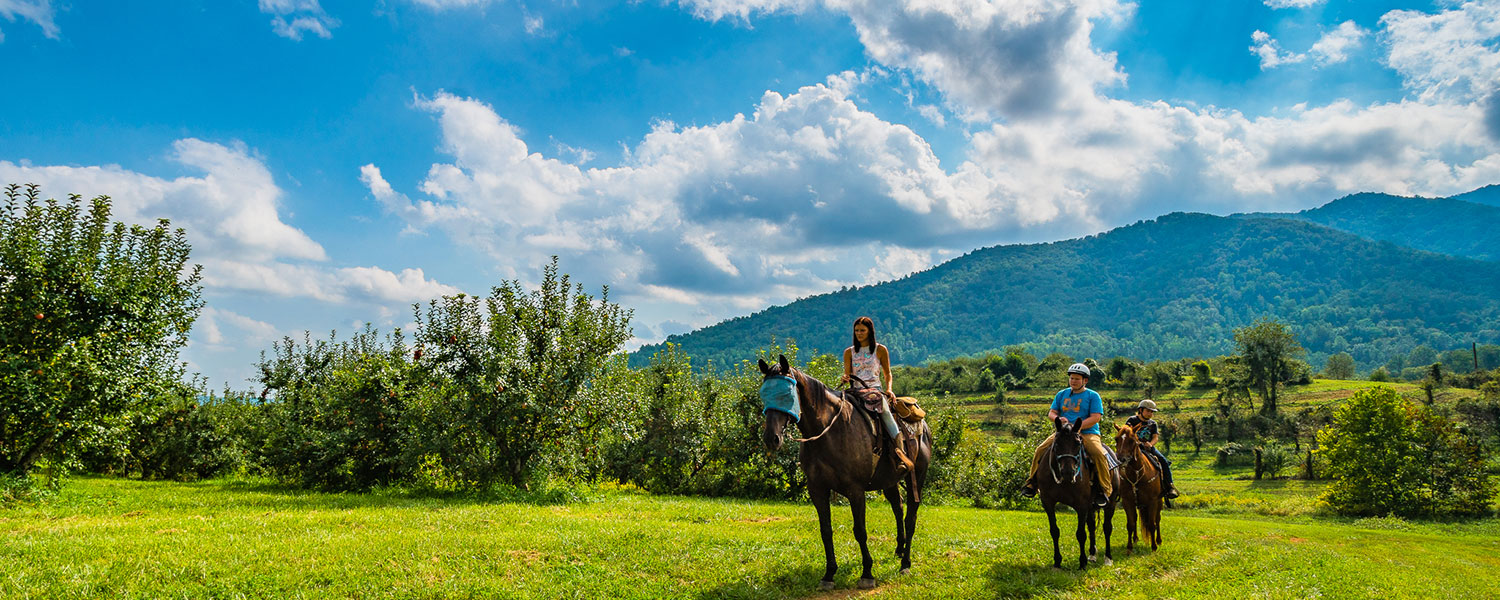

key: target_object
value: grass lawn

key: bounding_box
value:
[5,476,1499,599]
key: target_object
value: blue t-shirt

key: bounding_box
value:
[1052,387,1104,436]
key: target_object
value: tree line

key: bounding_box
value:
[3,185,1495,518]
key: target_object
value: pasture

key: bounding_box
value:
[4,474,1498,599]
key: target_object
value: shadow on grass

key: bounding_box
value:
[984,557,1093,599]
[691,563,832,600]
[148,476,591,511]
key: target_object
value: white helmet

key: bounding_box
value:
[1067,363,1091,378]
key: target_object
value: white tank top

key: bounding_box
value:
[849,346,882,390]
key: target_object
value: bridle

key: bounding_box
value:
[1117,431,1158,488]
[1049,429,1085,485]
[770,370,841,444]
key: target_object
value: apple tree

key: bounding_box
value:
[0,184,202,478]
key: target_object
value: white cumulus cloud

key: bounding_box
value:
[1381,1,1500,103]
[0,139,461,306]
[259,0,338,40]
[0,0,58,41]
[1264,0,1322,9]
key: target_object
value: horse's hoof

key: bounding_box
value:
[819,580,835,591]
[899,568,911,575]
[858,577,876,589]
[1100,557,1113,566]
[1087,553,1097,562]
[1051,566,1063,572]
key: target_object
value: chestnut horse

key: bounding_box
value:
[759,355,931,590]
[1036,416,1118,570]
[1114,425,1163,551]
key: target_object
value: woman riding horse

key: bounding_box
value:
[760,355,931,590]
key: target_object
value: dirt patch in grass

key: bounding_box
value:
[733,516,788,524]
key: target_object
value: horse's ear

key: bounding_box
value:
[758,359,771,375]
[1073,417,1085,433]
[1053,416,1064,431]
[778,354,790,373]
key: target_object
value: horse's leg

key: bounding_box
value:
[1103,497,1114,564]
[1156,498,1164,548]
[850,491,876,589]
[811,484,838,590]
[1123,491,1137,553]
[882,487,905,560]
[1076,506,1089,570]
[900,457,926,575]
[1045,501,1062,570]
[1150,496,1162,550]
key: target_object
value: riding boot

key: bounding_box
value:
[1019,476,1038,498]
[891,432,914,478]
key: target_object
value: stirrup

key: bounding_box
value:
[1092,491,1108,507]
[1165,487,1180,499]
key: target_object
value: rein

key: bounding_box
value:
[783,371,843,444]
[792,406,841,443]
[1120,440,1158,488]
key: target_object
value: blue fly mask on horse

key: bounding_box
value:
[760,375,800,422]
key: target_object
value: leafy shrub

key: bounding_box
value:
[1317,386,1496,517]
[602,340,818,500]
[255,328,413,491]
[1188,360,1215,388]
[1255,439,1293,479]
[940,416,1046,509]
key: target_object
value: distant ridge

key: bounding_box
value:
[633,190,1500,370]
[1279,192,1500,261]
[1449,184,1500,207]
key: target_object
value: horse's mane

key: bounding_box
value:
[794,368,839,406]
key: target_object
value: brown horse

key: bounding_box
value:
[759,355,931,591]
[1036,416,1118,570]
[1114,425,1163,552]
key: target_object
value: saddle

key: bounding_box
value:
[1081,446,1123,481]
[845,388,924,500]
[843,388,926,422]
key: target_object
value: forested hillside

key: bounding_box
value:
[1451,184,1500,207]
[634,211,1500,370]
[1271,192,1500,261]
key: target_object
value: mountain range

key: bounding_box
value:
[632,188,1500,370]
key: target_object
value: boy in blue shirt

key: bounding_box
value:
[1020,363,1113,506]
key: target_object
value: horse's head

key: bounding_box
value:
[758,354,798,452]
[1114,425,1137,467]
[1050,416,1086,484]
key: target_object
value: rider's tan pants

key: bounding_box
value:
[1028,432,1112,497]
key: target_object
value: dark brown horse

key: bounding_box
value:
[1114,425,1163,552]
[1036,416,1118,570]
[759,355,931,591]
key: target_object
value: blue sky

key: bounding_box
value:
[2,0,1498,388]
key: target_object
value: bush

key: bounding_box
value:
[940,417,1046,509]
[1317,387,1496,517]
[1256,440,1293,479]
[602,340,819,500]
[255,328,413,491]
[1188,360,1215,388]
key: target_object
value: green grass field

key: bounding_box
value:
[5,379,1496,599]
[5,474,1499,599]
